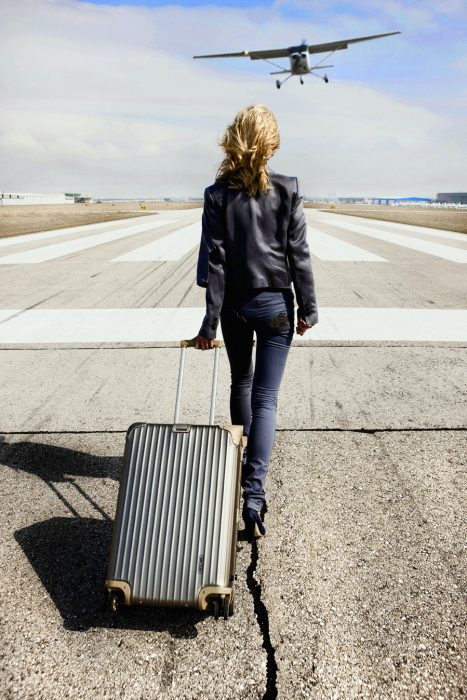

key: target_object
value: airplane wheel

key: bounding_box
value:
[276,80,281,89]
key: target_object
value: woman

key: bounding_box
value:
[194,104,318,540]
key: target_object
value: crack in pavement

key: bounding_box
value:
[0,427,465,435]
[246,540,278,700]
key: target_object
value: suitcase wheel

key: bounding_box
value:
[108,591,120,614]
[220,596,234,619]
[210,596,234,620]
[211,598,220,620]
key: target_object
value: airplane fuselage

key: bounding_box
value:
[289,52,310,74]
[272,42,330,86]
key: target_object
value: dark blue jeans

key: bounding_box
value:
[220,287,295,512]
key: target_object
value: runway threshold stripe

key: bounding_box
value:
[317,218,467,262]
[152,209,202,217]
[307,227,387,261]
[316,213,466,242]
[0,215,164,249]
[112,222,201,261]
[0,308,465,343]
[0,219,178,264]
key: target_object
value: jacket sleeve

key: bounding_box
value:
[196,187,227,340]
[286,177,318,325]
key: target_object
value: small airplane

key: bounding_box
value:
[193,32,400,88]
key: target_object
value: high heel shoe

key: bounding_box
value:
[243,507,266,541]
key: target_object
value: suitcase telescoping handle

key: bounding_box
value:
[174,339,222,425]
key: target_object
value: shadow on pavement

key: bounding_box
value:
[0,436,121,481]
[15,517,204,637]
[4,437,205,638]
[1,436,120,518]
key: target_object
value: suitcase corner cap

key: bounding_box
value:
[105,579,132,605]
[198,586,232,611]
[218,424,244,446]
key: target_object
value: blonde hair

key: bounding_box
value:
[215,104,280,197]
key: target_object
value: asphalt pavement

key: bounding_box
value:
[0,209,465,699]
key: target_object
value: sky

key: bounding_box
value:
[1,0,466,198]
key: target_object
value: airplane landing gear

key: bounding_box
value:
[300,76,304,85]
[324,74,329,83]
[273,70,293,90]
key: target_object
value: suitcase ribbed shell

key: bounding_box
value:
[107,422,241,607]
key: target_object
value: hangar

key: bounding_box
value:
[0,192,86,205]
[436,192,467,205]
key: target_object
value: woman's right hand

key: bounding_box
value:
[296,318,316,336]
[193,334,214,350]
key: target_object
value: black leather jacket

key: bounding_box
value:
[197,169,319,339]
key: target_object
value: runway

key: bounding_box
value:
[0,208,465,345]
[314,213,467,263]
[1,207,466,700]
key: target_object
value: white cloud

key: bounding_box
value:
[0,0,465,197]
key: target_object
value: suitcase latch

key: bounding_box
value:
[172,424,191,433]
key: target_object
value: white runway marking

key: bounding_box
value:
[311,308,467,342]
[152,208,202,216]
[0,310,17,323]
[0,308,465,343]
[0,308,202,343]
[317,218,467,263]
[317,213,466,242]
[0,219,177,264]
[307,227,386,261]
[112,222,201,262]
[0,215,163,249]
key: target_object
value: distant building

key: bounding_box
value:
[0,191,76,205]
[337,196,366,204]
[436,192,467,204]
[65,192,82,203]
[368,196,432,205]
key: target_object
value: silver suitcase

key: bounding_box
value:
[105,339,245,619]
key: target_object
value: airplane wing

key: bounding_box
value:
[193,47,291,60]
[307,31,400,54]
[193,32,400,61]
